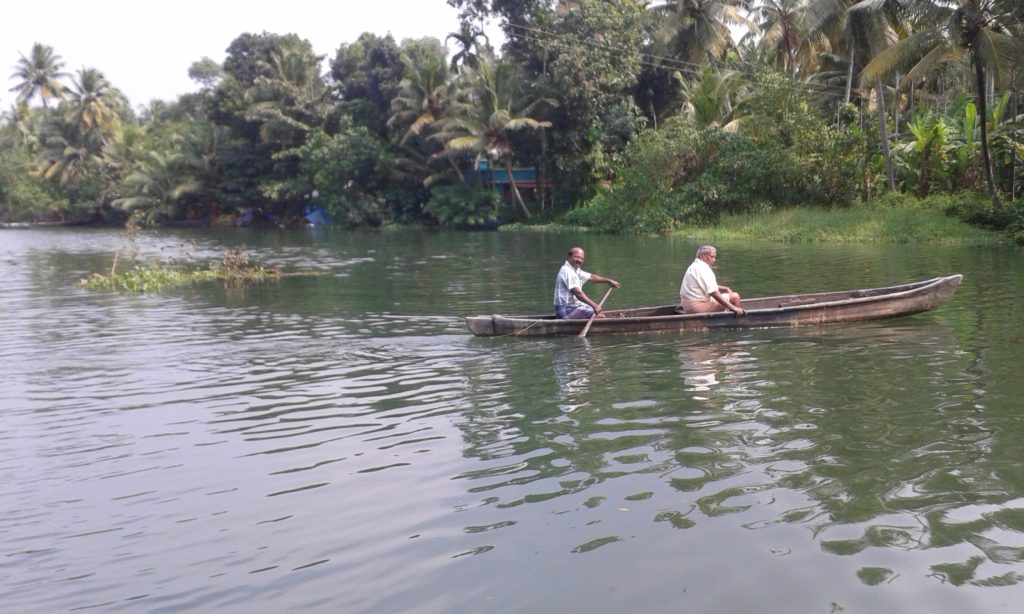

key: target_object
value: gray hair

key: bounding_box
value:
[696,245,716,258]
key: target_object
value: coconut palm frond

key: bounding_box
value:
[859,29,945,87]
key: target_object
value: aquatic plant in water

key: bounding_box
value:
[80,229,286,292]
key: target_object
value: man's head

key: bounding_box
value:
[696,245,717,265]
[568,247,585,269]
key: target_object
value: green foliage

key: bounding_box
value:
[0,147,67,221]
[5,13,1023,236]
[893,111,952,196]
[113,150,202,226]
[424,183,501,228]
[939,191,1016,229]
[1008,205,1024,245]
[534,0,647,204]
[436,53,552,219]
[80,247,283,293]
[281,125,401,226]
[222,33,311,87]
[330,33,405,138]
[570,76,863,234]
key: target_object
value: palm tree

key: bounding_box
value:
[388,39,463,183]
[859,0,1024,205]
[650,0,753,66]
[65,68,127,145]
[748,0,811,77]
[389,39,453,145]
[848,0,911,192]
[675,65,747,128]
[0,102,43,151]
[37,113,96,185]
[802,0,860,103]
[9,43,69,108]
[244,42,326,146]
[113,150,201,223]
[446,22,490,73]
[436,55,551,219]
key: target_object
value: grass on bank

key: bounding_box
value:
[672,205,1005,244]
[509,198,1009,245]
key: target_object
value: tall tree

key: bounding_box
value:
[37,112,99,188]
[9,43,69,108]
[330,33,405,138]
[188,57,225,91]
[848,0,909,192]
[650,0,753,66]
[65,68,128,145]
[389,38,454,145]
[244,41,326,146]
[749,0,812,77]
[527,0,647,203]
[802,0,860,103]
[436,54,551,218]
[210,32,318,213]
[446,22,492,72]
[388,38,463,184]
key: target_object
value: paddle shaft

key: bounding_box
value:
[579,286,614,338]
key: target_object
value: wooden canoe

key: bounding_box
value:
[465,274,962,337]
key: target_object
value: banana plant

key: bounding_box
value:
[896,111,951,196]
[946,92,1018,194]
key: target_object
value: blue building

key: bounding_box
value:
[466,160,551,205]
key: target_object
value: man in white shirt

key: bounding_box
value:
[554,247,621,319]
[679,245,745,315]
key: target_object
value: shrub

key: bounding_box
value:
[941,192,1014,229]
[571,118,860,233]
[424,183,502,228]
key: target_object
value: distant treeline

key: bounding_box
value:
[2,0,1023,239]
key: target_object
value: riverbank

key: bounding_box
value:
[4,202,1011,245]
[509,204,1009,245]
[672,205,1006,244]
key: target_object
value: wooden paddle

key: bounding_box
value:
[579,286,614,338]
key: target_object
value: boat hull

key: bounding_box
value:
[465,275,962,337]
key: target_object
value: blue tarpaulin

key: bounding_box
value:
[303,204,331,227]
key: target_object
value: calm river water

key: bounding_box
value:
[2,227,1023,613]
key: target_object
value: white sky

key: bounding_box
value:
[2,0,496,112]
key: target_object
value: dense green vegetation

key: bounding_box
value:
[3,1,1024,242]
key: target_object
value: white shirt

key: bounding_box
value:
[679,258,718,303]
[554,261,591,307]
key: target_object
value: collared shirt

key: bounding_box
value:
[679,258,718,303]
[554,260,591,307]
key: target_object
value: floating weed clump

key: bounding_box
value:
[81,240,288,293]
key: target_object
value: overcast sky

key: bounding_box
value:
[2,0,496,111]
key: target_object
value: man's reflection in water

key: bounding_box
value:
[552,339,608,412]
[678,344,734,396]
